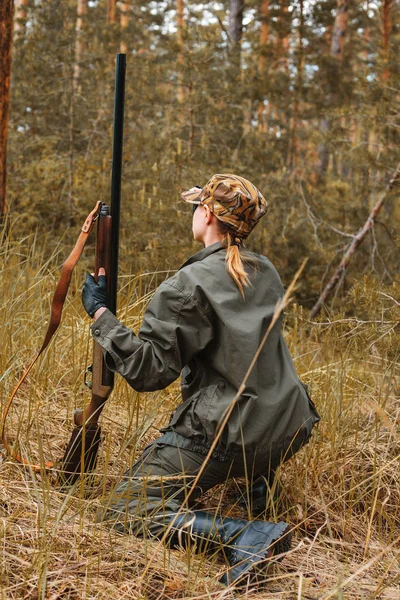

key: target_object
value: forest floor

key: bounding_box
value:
[1,232,399,599]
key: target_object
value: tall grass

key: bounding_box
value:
[1,218,399,599]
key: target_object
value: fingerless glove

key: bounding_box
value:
[82,274,107,318]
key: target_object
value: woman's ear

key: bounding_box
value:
[204,204,214,224]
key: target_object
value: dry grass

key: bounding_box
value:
[1,224,399,599]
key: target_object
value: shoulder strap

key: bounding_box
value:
[1,202,102,471]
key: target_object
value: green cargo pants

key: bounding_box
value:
[97,435,307,537]
[99,442,245,535]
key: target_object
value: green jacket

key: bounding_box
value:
[92,242,320,460]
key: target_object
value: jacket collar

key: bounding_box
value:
[179,242,224,270]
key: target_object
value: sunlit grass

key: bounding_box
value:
[1,217,399,599]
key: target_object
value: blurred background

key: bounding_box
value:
[2,0,399,310]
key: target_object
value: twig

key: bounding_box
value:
[378,291,400,307]
[215,14,229,40]
[299,183,323,249]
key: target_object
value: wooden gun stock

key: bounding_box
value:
[74,205,114,428]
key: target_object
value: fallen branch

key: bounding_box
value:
[310,163,400,318]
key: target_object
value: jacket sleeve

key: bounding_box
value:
[90,281,214,392]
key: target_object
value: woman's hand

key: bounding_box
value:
[82,267,108,319]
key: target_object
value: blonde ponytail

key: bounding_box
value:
[219,224,251,298]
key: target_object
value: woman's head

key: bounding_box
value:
[182,174,268,245]
[182,174,267,297]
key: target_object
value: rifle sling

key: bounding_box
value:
[1,202,102,472]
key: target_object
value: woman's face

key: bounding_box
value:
[192,203,206,243]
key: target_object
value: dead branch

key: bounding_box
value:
[309,163,400,318]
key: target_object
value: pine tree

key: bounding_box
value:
[4,0,399,306]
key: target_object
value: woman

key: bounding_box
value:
[82,173,320,585]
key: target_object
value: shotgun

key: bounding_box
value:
[58,54,126,486]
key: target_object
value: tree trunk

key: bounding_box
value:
[381,0,393,82]
[120,0,129,54]
[257,0,269,133]
[362,17,370,189]
[275,1,290,69]
[229,0,244,43]
[228,0,244,74]
[317,117,330,175]
[258,0,269,73]
[309,163,400,318]
[107,0,117,24]
[70,0,87,223]
[289,0,304,167]
[73,0,87,94]
[317,0,349,177]
[330,0,349,59]
[177,0,185,105]
[0,0,14,216]
[228,0,244,154]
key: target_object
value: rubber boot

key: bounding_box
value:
[217,518,292,586]
[164,511,292,586]
[238,472,281,517]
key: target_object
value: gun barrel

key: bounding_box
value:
[58,55,127,484]
[108,53,126,316]
[92,54,126,397]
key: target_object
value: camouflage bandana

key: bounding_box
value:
[181,174,268,242]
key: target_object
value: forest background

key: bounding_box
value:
[2,0,399,306]
[1,1,400,599]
